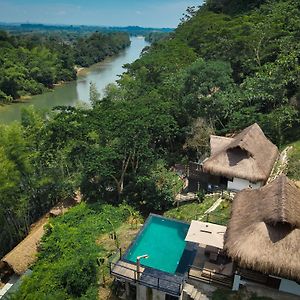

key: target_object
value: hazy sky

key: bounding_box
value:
[0,0,203,28]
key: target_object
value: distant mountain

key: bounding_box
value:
[0,22,174,36]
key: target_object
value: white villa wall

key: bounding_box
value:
[227,178,262,191]
[279,278,300,296]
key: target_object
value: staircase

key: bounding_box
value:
[267,146,293,183]
[183,283,210,300]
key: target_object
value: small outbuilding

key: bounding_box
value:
[202,123,279,191]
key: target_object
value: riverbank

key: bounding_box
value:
[0,61,103,107]
[0,69,87,107]
[75,65,90,76]
[0,37,149,124]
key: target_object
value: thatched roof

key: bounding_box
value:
[2,216,48,275]
[203,123,279,182]
[224,175,300,281]
[210,135,234,156]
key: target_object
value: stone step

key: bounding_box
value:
[191,289,198,298]
[183,282,210,300]
[183,283,194,294]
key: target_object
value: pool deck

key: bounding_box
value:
[111,260,141,281]
[111,259,184,296]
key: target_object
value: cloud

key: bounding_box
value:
[135,10,142,15]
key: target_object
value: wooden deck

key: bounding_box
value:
[110,259,184,296]
[111,260,141,281]
[189,266,233,287]
[187,244,234,288]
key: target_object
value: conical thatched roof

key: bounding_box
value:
[224,175,300,281]
[210,135,234,156]
[203,123,279,182]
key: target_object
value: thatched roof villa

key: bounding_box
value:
[224,175,300,296]
[110,175,300,299]
[202,123,279,191]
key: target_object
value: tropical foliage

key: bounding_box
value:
[1,1,300,298]
[9,203,135,300]
[0,31,130,104]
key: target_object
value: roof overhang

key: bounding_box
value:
[185,221,226,249]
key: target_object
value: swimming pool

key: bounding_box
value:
[124,214,191,274]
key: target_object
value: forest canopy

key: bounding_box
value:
[0,31,130,104]
[1,0,300,298]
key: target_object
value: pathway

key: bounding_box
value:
[198,191,234,221]
[267,146,293,183]
[198,197,223,221]
[2,215,49,275]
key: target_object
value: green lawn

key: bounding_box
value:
[164,194,231,224]
[287,140,300,180]
[206,200,232,225]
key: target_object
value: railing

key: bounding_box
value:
[108,248,122,264]
[238,268,268,284]
[110,261,184,296]
[188,265,233,288]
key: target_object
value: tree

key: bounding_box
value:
[179,58,236,126]
[184,118,215,161]
[89,82,101,107]
[133,160,184,211]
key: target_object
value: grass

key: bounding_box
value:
[287,140,300,180]
[164,194,219,222]
[164,193,232,225]
[98,221,142,300]
[207,200,232,225]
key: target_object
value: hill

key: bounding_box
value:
[0,23,174,36]
[0,1,299,298]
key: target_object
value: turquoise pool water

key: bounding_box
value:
[124,215,190,274]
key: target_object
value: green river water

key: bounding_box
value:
[0,37,149,124]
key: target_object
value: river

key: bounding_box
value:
[0,36,149,124]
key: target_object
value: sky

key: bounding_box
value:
[0,0,203,28]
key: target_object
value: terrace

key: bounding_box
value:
[110,214,192,296]
[110,260,184,296]
[187,244,234,288]
[185,221,234,288]
[110,214,234,299]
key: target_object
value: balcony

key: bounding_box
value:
[110,260,184,296]
[186,242,234,288]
